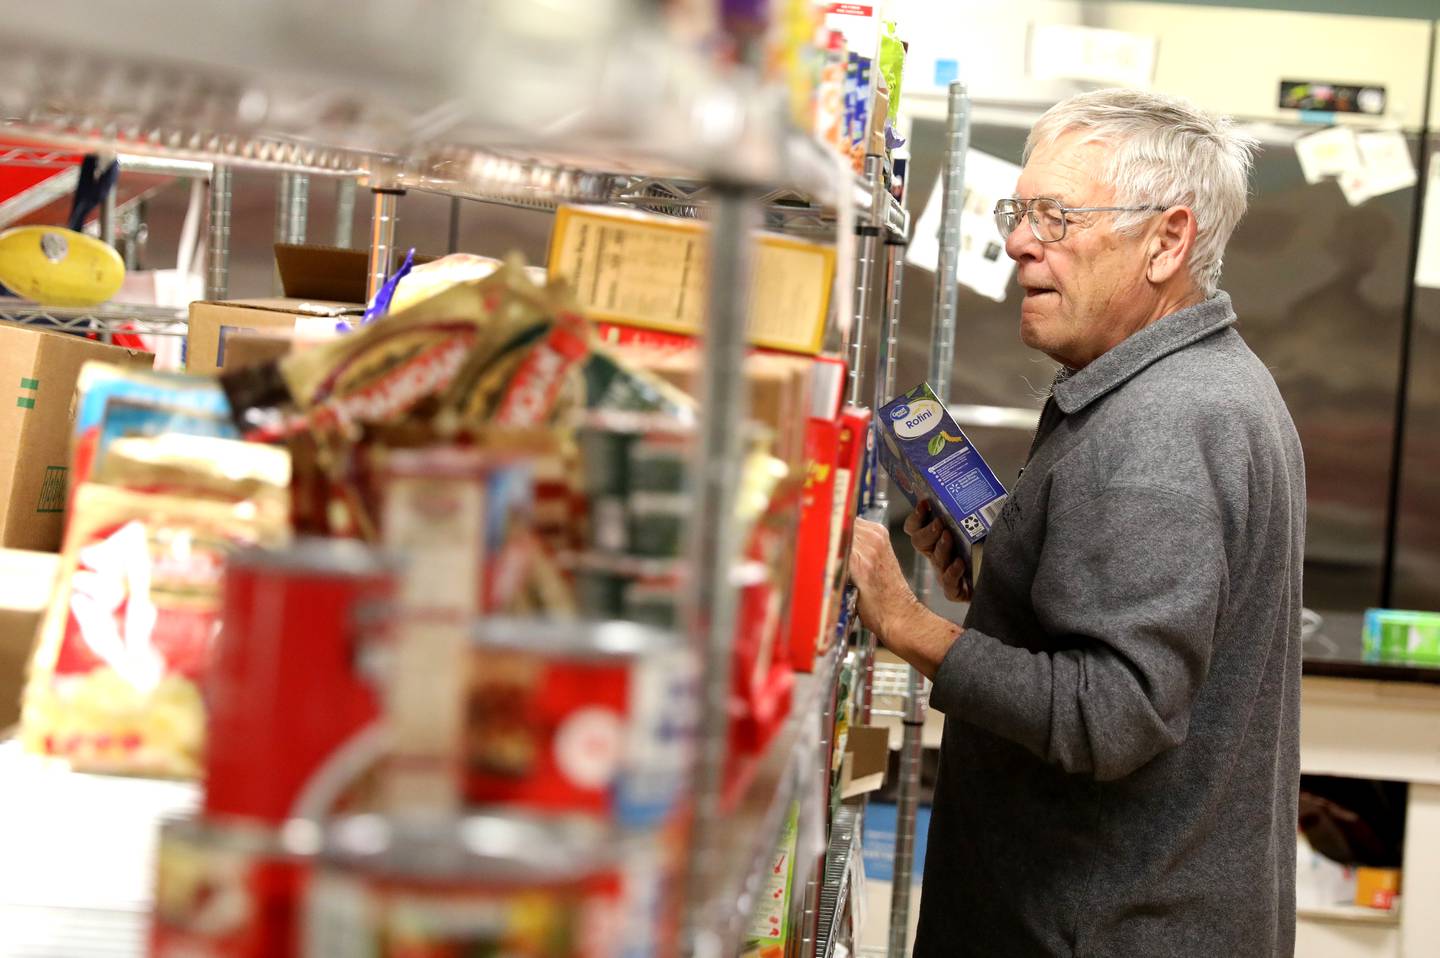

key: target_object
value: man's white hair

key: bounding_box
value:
[1024,88,1259,297]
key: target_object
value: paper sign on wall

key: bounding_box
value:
[1294,127,1363,185]
[1027,23,1158,89]
[1338,131,1417,205]
[907,148,1021,303]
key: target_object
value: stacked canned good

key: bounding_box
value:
[573,412,693,629]
[149,445,699,958]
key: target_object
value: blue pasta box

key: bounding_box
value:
[877,382,1008,546]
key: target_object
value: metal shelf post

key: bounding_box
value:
[858,236,908,728]
[887,80,970,958]
[273,172,310,293]
[847,154,886,735]
[334,177,357,248]
[366,187,404,305]
[848,155,884,409]
[681,184,758,958]
[205,166,232,302]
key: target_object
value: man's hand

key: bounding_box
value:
[850,516,966,680]
[903,501,973,602]
[849,518,920,640]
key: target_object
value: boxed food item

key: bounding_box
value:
[1363,608,1440,666]
[877,382,1007,547]
[1354,866,1402,910]
[547,206,837,356]
[743,801,800,957]
[0,322,153,551]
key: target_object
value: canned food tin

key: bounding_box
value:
[207,539,396,824]
[150,817,311,958]
[626,434,689,495]
[625,493,689,558]
[467,619,697,830]
[303,813,620,958]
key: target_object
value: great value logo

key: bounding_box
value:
[893,398,943,439]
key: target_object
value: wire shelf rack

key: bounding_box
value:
[0,302,188,338]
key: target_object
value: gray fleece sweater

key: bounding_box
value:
[914,293,1305,957]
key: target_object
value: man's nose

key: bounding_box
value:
[1004,217,1041,262]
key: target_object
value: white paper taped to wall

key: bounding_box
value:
[1338,131,1417,206]
[1414,154,1440,289]
[1027,23,1158,89]
[1294,127,1363,185]
[907,148,1022,302]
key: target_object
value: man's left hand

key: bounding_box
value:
[849,517,919,640]
[850,517,967,680]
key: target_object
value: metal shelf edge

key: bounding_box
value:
[695,647,839,952]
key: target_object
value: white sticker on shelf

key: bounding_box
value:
[1027,23,1158,89]
[1294,127,1362,185]
[907,148,1021,303]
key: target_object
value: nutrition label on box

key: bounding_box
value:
[930,453,1005,515]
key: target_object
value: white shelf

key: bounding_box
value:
[1298,903,1402,926]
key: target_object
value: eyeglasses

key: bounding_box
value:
[993,197,1170,244]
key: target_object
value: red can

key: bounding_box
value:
[466,619,697,831]
[205,538,396,824]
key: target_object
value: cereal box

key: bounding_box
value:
[877,382,1007,545]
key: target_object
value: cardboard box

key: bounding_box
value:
[548,206,838,356]
[218,331,298,372]
[839,724,890,799]
[1354,866,1402,910]
[622,347,818,478]
[0,549,61,729]
[0,323,153,551]
[185,244,371,375]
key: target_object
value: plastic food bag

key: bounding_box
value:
[21,441,289,777]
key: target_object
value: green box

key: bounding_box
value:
[1362,608,1440,666]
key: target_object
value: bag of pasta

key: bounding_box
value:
[20,439,289,777]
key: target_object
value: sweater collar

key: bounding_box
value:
[1051,291,1236,415]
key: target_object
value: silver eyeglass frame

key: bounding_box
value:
[994,197,1171,244]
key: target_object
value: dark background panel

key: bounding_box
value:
[895,115,1417,617]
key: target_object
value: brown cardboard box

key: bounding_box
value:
[0,323,153,551]
[185,244,372,375]
[0,549,59,730]
[839,724,890,799]
[219,331,299,372]
[548,206,838,356]
[624,348,816,477]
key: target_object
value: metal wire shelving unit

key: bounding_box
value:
[0,6,923,956]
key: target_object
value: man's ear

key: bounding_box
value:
[1146,206,1198,285]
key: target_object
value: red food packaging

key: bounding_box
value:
[786,417,842,671]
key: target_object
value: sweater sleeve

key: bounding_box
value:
[928,484,1227,781]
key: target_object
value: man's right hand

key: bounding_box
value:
[903,501,973,602]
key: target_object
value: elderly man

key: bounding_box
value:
[849,89,1305,956]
